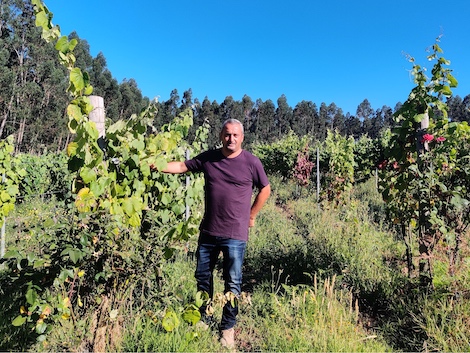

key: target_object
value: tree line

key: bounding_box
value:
[2,0,470,154]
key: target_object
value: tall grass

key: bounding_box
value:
[2,178,470,351]
[252,177,407,313]
[416,295,470,351]
[120,249,392,352]
[238,276,391,352]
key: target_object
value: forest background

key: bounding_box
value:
[2,0,470,153]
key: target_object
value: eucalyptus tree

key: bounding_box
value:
[117,78,147,120]
[220,95,244,123]
[330,104,346,135]
[275,94,293,138]
[70,31,93,73]
[462,95,470,123]
[372,105,394,138]
[240,94,255,147]
[89,52,121,121]
[156,88,180,127]
[188,96,218,147]
[344,113,362,139]
[167,88,180,117]
[317,102,329,141]
[292,100,318,137]
[447,95,470,123]
[195,97,213,126]
[356,99,375,137]
[181,88,193,111]
[253,98,276,142]
[209,99,222,146]
[323,102,345,134]
[0,0,68,152]
[193,97,220,148]
[0,1,18,139]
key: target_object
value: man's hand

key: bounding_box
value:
[158,161,188,174]
[149,161,188,174]
[249,184,271,228]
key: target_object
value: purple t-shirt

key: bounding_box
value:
[184,149,269,241]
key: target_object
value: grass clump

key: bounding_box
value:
[120,253,394,352]
[238,277,392,352]
[2,177,470,352]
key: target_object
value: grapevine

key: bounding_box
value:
[3,0,208,347]
[293,143,314,187]
[0,136,26,227]
[322,130,355,206]
[379,38,470,288]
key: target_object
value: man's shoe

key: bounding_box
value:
[196,320,209,330]
[220,327,235,349]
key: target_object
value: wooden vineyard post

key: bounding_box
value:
[1,173,5,263]
[417,111,433,288]
[88,95,106,151]
[316,147,320,202]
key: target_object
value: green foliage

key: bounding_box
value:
[0,136,25,225]
[321,130,355,205]
[15,152,71,202]
[1,1,208,348]
[379,38,470,286]
[354,134,381,182]
[252,131,311,180]
[1,199,75,345]
[353,178,388,227]
[3,176,470,351]
[68,104,202,229]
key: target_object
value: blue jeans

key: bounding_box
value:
[195,232,247,330]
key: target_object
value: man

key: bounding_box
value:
[158,118,270,349]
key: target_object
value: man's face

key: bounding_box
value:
[220,122,244,154]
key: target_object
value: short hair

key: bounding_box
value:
[221,118,244,135]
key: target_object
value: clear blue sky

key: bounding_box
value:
[45,0,470,115]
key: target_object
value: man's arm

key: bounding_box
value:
[249,184,271,227]
[152,161,188,174]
